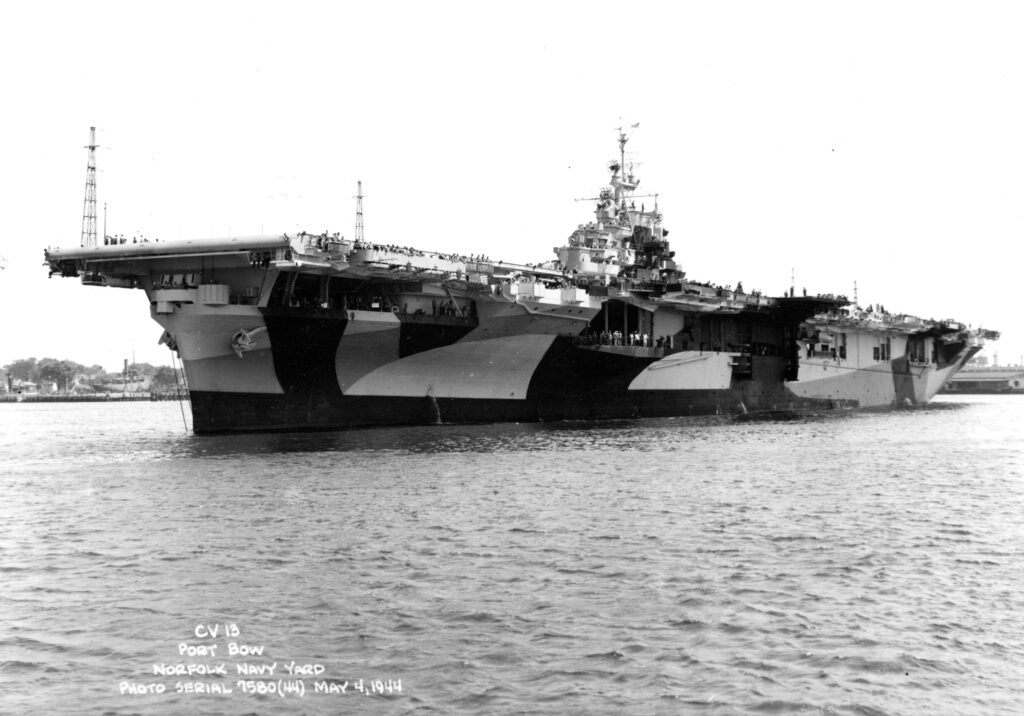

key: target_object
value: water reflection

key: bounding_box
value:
[0,397,980,469]
[184,401,972,458]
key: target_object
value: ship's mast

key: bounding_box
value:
[80,126,98,247]
[612,123,640,200]
[618,126,630,176]
[354,181,365,243]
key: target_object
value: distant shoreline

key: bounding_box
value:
[0,393,182,403]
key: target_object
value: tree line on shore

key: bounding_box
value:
[2,357,181,394]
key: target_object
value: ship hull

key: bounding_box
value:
[147,290,985,433]
[187,384,841,433]
[180,317,977,433]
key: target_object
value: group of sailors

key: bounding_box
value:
[152,276,193,290]
[249,251,274,268]
[784,286,851,303]
[284,293,474,319]
[354,241,429,258]
[577,329,674,350]
[431,298,466,317]
[659,277,766,300]
[601,331,656,348]
[104,235,158,245]
[296,231,342,252]
[350,240,491,266]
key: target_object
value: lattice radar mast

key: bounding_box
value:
[80,127,98,247]
[354,181,365,243]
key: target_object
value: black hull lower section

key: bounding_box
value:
[187,329,852,433]
[188,389,843,434]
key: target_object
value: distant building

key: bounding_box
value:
[942,368,1024,394]
[10,379,39,395]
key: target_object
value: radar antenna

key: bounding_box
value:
[615,121,640,173]
[80,127,98,247]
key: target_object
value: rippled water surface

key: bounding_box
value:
[1,396,1022,714]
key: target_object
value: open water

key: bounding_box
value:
[1,395,1022,715]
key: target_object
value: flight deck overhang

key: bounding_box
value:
[45,235,290,264]
[45,235,292,279]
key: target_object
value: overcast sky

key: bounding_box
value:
[2,1,1022,371]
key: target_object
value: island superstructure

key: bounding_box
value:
[44,129,996,432]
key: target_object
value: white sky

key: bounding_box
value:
[2,1,1022,371]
